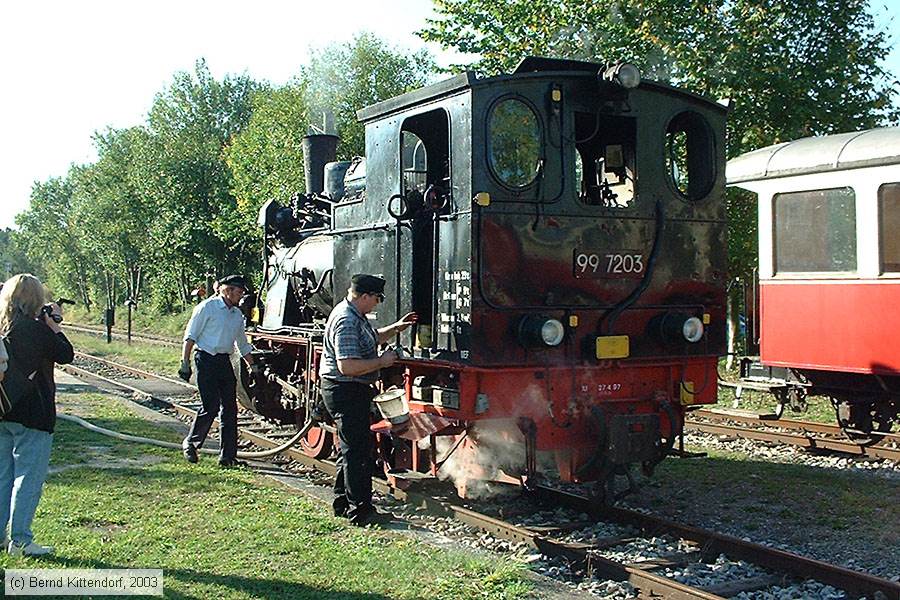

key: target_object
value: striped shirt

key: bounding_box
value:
[183,296,253,356]
[319,299,378,383]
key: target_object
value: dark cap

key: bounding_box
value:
[218,274,249,291]
[350,274,385,295]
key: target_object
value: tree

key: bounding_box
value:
[301,32,437,159]
[225,83,308,241]
[139,59,260,306]
[0,229,40,282]
[15,176,94,308]
[71,126,153,306]
[421,0,898,279]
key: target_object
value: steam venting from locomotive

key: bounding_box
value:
[257,132,366,329]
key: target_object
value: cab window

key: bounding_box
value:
[773,187,856,273]
[488,97,542,188]
[666,111,715,201]
[402,132,428,195]
[573,113,635,208]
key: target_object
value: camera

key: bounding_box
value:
[40,298,73,324]
[41,305,63,323]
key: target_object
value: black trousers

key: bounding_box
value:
[184,351,238,462]
[320,378,376,523]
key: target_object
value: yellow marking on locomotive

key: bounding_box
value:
[568,315,579,327]
[596,335,629,359]
[702,313,710,325]
[474,192,491,206]
[680,381,696,404]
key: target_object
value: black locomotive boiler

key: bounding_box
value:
[240,57,729,498]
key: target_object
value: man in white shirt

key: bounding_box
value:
[178,275,257,467]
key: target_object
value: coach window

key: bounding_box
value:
[488,97,542,188]
[878,182,900,272]
[665,111,714,201]
[574,113,635,208]
[773,187,857,274]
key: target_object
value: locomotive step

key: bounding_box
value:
[386,468,437,481]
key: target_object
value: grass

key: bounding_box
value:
[0,393,534,599]
[713,385,838,423]
[63,330,182,376]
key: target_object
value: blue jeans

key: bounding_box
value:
[0,422,53,546]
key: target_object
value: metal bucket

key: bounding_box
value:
[374,388,409,424]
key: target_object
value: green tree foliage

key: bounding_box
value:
[225,84,307,240]
[11,37,438,315]
[0,228,40,282]
[70,126,152,303]
[420,0,898,278]
[140,59,260,306]
[301,32,437,159]
[14,176,94,308]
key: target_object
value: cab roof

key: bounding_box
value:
[356,56,727,123]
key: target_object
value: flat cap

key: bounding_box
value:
[350,274,385,295]
[218,274,249,291]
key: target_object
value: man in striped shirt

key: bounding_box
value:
[319,274,415,526]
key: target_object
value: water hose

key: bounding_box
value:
[57,413,313,459]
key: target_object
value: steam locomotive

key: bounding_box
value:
[240,57,729,499]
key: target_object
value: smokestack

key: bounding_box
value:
[302,134,339,195]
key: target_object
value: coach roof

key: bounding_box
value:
[727,126,900,184]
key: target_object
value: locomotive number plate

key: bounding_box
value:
[574,250,645,279]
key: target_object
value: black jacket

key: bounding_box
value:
[4,318,74,433]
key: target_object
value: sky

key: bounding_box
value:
[2,1,899,229]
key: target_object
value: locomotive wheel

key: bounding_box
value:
[831,396,894,445]
[298,426,333,459]
[234,356,262,413]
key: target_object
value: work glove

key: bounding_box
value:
[178,359,192,382]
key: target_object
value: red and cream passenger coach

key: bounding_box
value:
[728,127,900,441]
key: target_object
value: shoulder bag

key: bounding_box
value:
[0,335,39,418]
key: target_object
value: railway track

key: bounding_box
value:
[65,323,181,347]
[686,408,900,462]
[59,351,900,600]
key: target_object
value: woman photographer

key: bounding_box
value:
[0,274,73,556]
